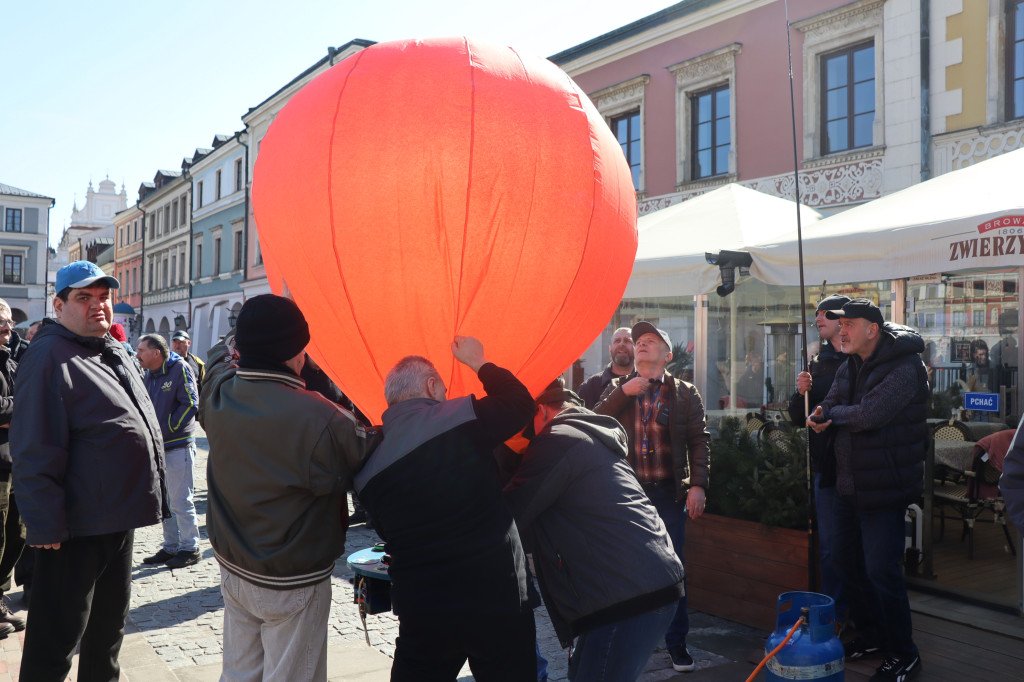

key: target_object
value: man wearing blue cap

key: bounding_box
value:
[12,261,166,682]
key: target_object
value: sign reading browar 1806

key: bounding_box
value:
[949,215,1024,261]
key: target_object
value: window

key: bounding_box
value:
[216,170,222,200]
[197,181,204,209]
[133,267,138,294]
[1011,1,1024,119]
[952,311,967,327]
[213,237,222,276]
[162,259,169,289]
[171,255,177,286]
[4,209,21,233]
[164,205,171,232]
[3,255,21,284]
[233,231,243,270]
[180,194,187,224]
[821,42,874,154]
[149,215,155,240]
[133,219,139,242]
[180,250,186,285]
[611,111,641,190]
[691,85,730,179]
[973,310,986,327]
[171,200,178,227]
[235,158,244,192]
[195,243,203,279]
[148,262,153,290]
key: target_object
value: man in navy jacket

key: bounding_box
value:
[137,333,201,569]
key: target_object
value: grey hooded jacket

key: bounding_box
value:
[504,406,685,647]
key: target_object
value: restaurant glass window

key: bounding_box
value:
[705,277,892,421]
[906,269,1019,425]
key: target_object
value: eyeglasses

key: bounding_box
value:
[0,320,13,328]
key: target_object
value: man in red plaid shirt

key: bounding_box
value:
[595,321,711,673]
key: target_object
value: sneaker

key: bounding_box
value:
[143,548,176,565]
[165,550,201,569]
[668,645,695,672]
[870,655,921,681]
[0,598,23,631]
[0,622,13,640]
[844,636,882,660]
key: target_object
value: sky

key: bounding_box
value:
[2,0,676,247]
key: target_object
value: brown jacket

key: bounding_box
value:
[595,371,711,501]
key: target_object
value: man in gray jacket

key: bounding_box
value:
[137,333,201,569]
[505,379,684,682]
[13,261,166,682]
[200,294,373,682]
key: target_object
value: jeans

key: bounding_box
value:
[0,471,25,594]
[161,444,200,553]
[391,611,536,682]
[568,603,675,681]
[832,496,918,658]
[21,530,134,682]
[814,475,847,620]
[645,486,689,648]
[220,568,331,682]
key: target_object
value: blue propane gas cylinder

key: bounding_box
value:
[764,592,844,681]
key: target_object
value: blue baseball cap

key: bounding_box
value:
[56,261,120,294]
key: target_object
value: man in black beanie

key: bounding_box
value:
[199,294,374,682]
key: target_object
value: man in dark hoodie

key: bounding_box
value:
[788,294,849,623]
[137,333,201,569]
[505,379,684,682]
[12,261,166,682]
[808,299,928,682]
[0,299,25,637]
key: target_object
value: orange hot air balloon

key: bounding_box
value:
[253,37,637,423]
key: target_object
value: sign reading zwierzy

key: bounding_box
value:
[964,392,1000,413]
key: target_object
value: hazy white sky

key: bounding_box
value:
[2,0,675,246]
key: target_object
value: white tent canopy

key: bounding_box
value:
[753,147,1024,286]
[626,184,823,297]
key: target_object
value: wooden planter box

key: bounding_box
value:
[686,513,811,631]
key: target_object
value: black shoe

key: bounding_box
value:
[143,548,176,565]
[844,636,882,660]
[165,550,201,569]
[668,645,695,672]
[0,622,13,640]
[0,598,23,631]
[870,655,921,681]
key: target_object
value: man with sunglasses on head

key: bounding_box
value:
[595,320,710,673]
[12,261,166,682]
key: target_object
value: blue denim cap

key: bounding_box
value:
[56,260,120,293]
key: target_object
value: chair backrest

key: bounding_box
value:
[933,420,971,441]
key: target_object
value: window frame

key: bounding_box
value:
[4,208,22,233]
[588,75,650,194]
[819,40,876,156]
[2,254,22,284]
[1009,0,1024,120]
[690,83,732,180]
[610,110,643,191]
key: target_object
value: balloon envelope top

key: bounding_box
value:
[253,36,638,422]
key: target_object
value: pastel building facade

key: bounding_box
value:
[0,183,53,324]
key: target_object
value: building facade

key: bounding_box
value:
[188,134,246,358]
[0,183,53,324]
[112,202,144,341]
[139,169,191,339]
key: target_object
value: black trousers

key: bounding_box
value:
[20,530,134,682]
[0,471,25,594]
[391,610,537,682]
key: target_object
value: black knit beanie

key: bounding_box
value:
[234,294,311,363]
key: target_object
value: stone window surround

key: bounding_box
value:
[668,42,742,189]
[588,74,651,194]
[2,252,24,285]
[793,0,885,163]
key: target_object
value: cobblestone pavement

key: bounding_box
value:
[125,430,756,681]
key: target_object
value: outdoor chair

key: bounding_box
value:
[932,442,1017,560]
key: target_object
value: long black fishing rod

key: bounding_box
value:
[783,0,816,592]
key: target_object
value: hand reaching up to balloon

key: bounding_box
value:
[452,336,488,373]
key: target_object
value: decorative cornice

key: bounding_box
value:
[802,145,885,170]
[667,43,742,84]
[675,173,737,194]
[932,122,1024,173]
[792,0,885,38]
[588,75,650,107]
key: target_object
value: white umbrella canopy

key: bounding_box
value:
[626,183,824,297]
[755,147,1024,286]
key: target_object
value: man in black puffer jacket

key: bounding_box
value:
[505,379,684,682]
[808,299,927,682]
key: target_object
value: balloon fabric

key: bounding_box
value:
[253,36,637,423]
